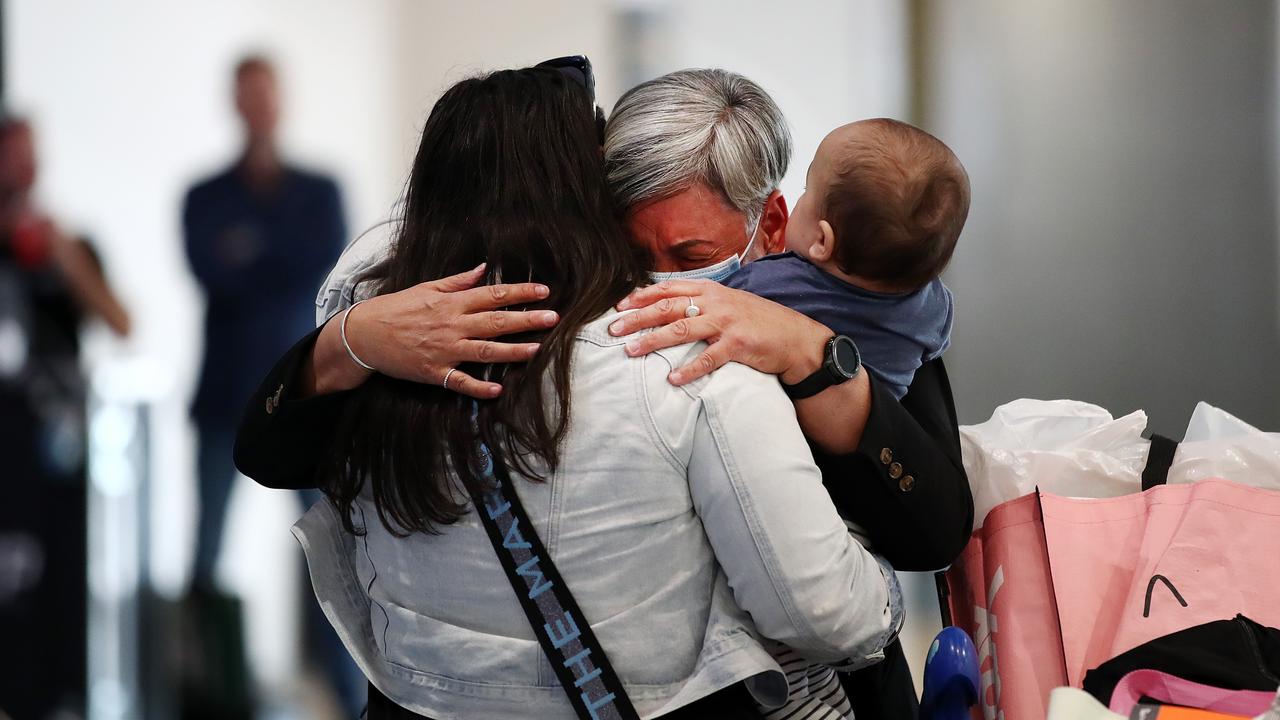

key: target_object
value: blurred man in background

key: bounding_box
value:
[183,56,355,716]
[0,115,131,719]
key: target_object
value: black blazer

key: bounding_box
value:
[234,326,973,719]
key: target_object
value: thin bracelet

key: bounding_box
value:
[340,300,378,373]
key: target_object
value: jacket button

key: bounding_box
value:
[888,462,904,479]
[899,475,916,492]
[879,448,893,465]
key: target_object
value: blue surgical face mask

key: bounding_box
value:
[650,211,763,284]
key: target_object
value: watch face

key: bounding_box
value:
[831,336,860,378]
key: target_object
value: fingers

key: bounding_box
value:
[457,340,541,363]
[430,263,487,293]
[465,309,559,339]
[616,279,714,310]
[608,296,687,336]
[669,343,732,386]
[623,316,717,358]
[441,368,502,399]
[458,281,551,311]
[422,267,551,312]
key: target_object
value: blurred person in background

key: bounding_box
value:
[182,55,357,716]
[0,115,131,719]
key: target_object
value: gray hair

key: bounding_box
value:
[604,69,792,229]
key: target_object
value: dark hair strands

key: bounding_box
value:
[326,67,648,537]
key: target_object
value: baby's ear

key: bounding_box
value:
[809,220,837,262]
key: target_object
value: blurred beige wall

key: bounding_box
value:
[385,0,626,209]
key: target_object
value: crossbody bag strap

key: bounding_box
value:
[464,427,640,720]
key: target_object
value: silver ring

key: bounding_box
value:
[684,297,702,318]
[442,368,458,391]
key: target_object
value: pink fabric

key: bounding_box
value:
[945,479,1280,720]
[1109,669,1275,715]
[1043,480,1280,687]
[946,493,1069,720]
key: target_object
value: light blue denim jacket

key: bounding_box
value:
[296,224,904,719]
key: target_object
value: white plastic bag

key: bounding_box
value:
[961,399,1150,528]
[961,399,1280,529]
[1045,688,1123,720]
[1173,402,1280,488]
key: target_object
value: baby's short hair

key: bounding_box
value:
[822,119,969,292]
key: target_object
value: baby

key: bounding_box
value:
[727,119,969,719]
[727,117,969,400]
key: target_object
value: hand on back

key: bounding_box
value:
[338,263,558,399]
[608,279,831,387]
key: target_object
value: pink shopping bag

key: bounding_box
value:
[1043,479,1280,687]
[945,493,1069,720]
[945,478,1280,720]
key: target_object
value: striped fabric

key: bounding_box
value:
[758,642,853,720]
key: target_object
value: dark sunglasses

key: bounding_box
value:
[536,55,607,142]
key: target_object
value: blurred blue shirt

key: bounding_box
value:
[726,252,953,399]
[184,164,346,424]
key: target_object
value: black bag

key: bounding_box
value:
[175,584,254,720]
[1083,614,1280,707]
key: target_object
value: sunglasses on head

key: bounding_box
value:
[536,54,607,142]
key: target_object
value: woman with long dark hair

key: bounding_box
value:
[293,64,899,719]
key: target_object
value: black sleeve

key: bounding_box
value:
[813,358,974,572]
[232,324,354,490]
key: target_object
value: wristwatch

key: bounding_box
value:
[782,335,861,400]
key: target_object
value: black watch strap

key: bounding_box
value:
[783,335,861,400]
[783,368,837,400]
